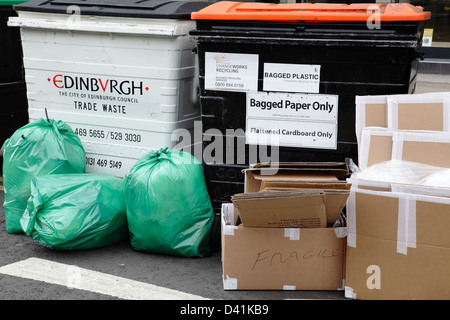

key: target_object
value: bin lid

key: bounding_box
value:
[13,0,210,19]
[191,1,431,23]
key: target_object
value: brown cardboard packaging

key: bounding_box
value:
[221,203,347,291]
[355,93,448,136]
[392,131,450,168]
[355,92,449,162]
[355,95,388,149]
[243,162,350,226]
[358,128,393,171]
[387,92,448,131]
[345,187,450,300]
[231,190,327,228]
[348,92,450,300]
[358,130,450,172]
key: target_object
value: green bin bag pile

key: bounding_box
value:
[2,118,85,233]
[20,173,128,250]
[125,148,214,257]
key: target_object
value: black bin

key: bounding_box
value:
[0,1,29,172]
[190,2,431,214]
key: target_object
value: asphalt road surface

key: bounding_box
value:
[0,189,346,302]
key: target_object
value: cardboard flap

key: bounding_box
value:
[232,191,327,228]
[260,180,350,190]
[248,162,349,179]
[254,173,339,183]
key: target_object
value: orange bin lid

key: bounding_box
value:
[191,1,431,23]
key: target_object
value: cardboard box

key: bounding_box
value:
[232,190,327,228]
[392,131,450,168]
[355,95,388,150]
[221,203,347,291]
[345,187,450,300]
[355,92,449,161]
[348,92,450,299]
[387,92,449,131]
[358,129,450,172]
[358,128,393,171]
[243,162,350,226]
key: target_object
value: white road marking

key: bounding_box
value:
[0,257,208,300]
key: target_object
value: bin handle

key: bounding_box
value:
[192,53,200,106]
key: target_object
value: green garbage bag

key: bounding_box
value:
[125,148,214,257]
[20,173,128,250]
[2,118,85,234]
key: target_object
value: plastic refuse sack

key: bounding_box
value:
[2,118,85,234]
[20,173,128,250]
[125,148,214,257]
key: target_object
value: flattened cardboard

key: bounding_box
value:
[243,162,350,226]
[221,203,346,291]
[260,181,350,226]
[249,162,349,180]
[232,190,327,228]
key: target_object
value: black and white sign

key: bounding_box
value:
[263,63,321,93]
[246,92,338,149]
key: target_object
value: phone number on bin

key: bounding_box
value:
[75,128,142,143]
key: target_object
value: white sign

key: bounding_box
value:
[246,118,337,149]
[263,63,320,93]
[39,71,152,118]
[247,92,337,122]
[205,52,259,92]
[246,91,338,149]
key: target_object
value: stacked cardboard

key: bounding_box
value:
[221,162,350,290]
[346,92,450,300]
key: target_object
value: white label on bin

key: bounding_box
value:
[263,63,321,93]
[246,92,338,149]
[205,52,258,92]
[39,71,161,119]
